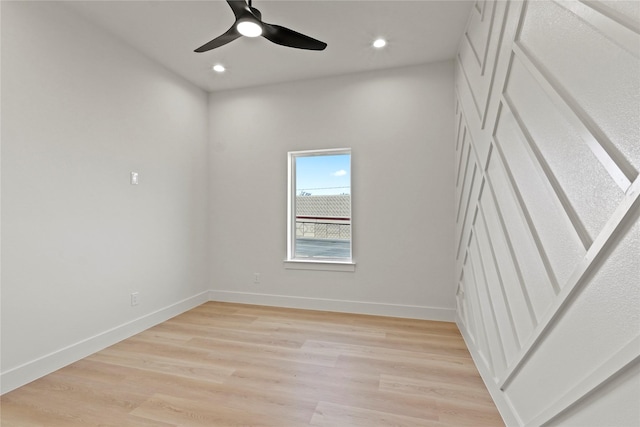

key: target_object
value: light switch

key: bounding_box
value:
[130,172,139,185]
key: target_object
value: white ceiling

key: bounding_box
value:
[65,0,473,92]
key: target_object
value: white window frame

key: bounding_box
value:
[285,148,355,272]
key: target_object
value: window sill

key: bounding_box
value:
[283,259,356,272]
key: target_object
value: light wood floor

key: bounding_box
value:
[1,302,504,426]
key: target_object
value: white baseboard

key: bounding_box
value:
[1,290,455,395]
[0,291,209,395]
[456,314,521,427]
[208,289,456,322]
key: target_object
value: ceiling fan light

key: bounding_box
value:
[237,20,263,38]
[373,38,387,48]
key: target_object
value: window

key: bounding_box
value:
[286,149,354,269]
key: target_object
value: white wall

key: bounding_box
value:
[1,1,210,393]
[455,1,640,425]
[208,62,456,320]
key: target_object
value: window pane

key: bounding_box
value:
[294,152,351,260]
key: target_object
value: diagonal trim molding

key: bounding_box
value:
[527,336,640,426]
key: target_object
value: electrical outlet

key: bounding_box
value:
[254,273,260,284]
[131,292,140,306]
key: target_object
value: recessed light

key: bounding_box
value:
[212,64,226,73]
[373,38,387,49]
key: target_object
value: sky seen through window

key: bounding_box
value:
[295,154,351,196]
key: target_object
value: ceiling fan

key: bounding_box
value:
[195,0,327,52]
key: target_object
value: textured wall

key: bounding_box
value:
[455,1,640,425]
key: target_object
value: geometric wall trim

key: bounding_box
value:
[455,1,640,425]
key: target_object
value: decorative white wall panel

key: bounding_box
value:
[455,1,640,425]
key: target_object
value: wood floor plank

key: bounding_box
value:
[98,361,318,423]
[0,373,173,427]
[302,339,478,369]
[187,336,340,367]
[250,317,388,338]
[335,353,488,388]
[153,320,308,349]
[88,348,236,384]
[130,392,266,427]
[309,401,442,427]
[1,302,504,426]
[379,374,497,406]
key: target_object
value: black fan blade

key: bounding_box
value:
[195,25,241,52]
[226,0,251,20]
[262,23,327,51]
